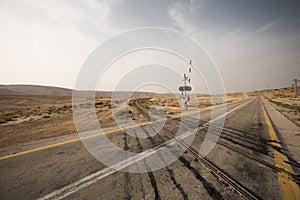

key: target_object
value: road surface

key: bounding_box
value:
[0,96,299,200]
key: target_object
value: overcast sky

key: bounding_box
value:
[0,0,300,93]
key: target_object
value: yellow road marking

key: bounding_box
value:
[0,99,240,161]
[0,110,193,161]
[261,100,300,200]
[0,121,152,161]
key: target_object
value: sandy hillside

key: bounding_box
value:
[257,87,300,126]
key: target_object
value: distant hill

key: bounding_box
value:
[0,85,173,97]
[0,88,26,96]
[0,85,73,96]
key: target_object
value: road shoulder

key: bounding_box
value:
[261,96,300,173]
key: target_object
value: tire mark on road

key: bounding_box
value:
[132,128,161,200]
[143,125,189,200]
[123,131,131,200]
[146,121,225,200]
[142,117,224,200]
[178,157,223,200]
[147,169,160,200]
[133,130,146,200]
[167,169,188,200]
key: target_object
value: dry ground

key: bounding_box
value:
[0,93,248,149]
[260,87,300,126]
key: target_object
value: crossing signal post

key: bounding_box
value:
[179,60,192,110]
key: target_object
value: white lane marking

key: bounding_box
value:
[37,147,158,200]
[209,96,255,124]
[37,97,255,200]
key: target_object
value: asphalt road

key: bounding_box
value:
[0,96,299,200]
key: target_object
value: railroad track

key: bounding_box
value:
[173,111,300,184]
[131,99,261,200]
[133,98,300,183]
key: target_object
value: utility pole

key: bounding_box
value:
[293,79,299,97]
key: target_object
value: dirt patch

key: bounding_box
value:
[261,87,300,126]
[0,94,248,149]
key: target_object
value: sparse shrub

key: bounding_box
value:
[62,105,71,110]
[4,117,12,122]
[128,101,133,106]
[104,101,112,109]
[11,114,20,118]
[0,118,7,124]
[48,107,56,114]
[5,112,11,116]
[170,102,180,107]
[269,99,300,112]
[95,102,104,106]
[116,109,131,117]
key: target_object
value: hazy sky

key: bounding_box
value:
[0,0,300,93]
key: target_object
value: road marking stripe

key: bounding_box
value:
[37,97,255,200]
[261,99,300,200]
[37,145,159,200]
